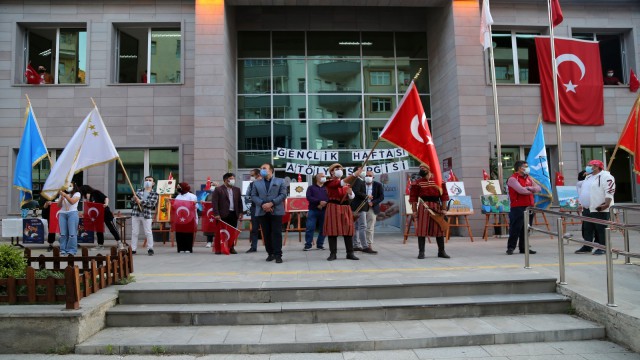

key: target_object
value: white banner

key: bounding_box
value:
[276,147,338,162]
[351,148,407,161]
[285,160,409,176]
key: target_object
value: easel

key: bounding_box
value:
[445,212,474,242]
[560,208,581,235]
[482,213,509,241]
[284,211,306,245]
[533,212,552,239]
[143,221,174,247]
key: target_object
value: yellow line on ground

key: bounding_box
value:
[137,260,622,277]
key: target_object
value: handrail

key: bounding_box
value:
[609,204,640,265]
[524,205,640,308]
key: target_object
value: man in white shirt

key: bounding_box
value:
[575,160,616,255]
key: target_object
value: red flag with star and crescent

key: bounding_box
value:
[217,220,240,256]
[24,63,40,84]
[48,202,60,234]
[535,36,604,126]
[83,201,105,232]
[379,81,443,186]
[200,202,218,233]
[169,199,197,233]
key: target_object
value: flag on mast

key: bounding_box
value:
[525,120,553,209]
[480,0,494,50]
[41,107,119,199]
[550,0,563,27]
[612,95,640,176]
[13,103,49,205]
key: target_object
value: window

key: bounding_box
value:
[115,26,181,84]
[23,27,87,84]
[573,32,625,83]
[370,71,391,86]
[115,148,179,209]
[370,97,392,112]
[491,31,540,84]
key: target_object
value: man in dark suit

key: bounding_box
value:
[212,172,243,254]
[250,163,287,263]
[363,170,384,254]
[351,166,369,252]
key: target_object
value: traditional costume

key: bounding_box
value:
[323,163,359,261]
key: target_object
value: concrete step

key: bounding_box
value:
[76,314,605,355]
[106,293,570,327]
[117,274,559,305]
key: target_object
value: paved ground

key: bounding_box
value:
[2,224,639,359]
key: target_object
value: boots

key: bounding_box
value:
[436,237,451,258]
[344,236,359,260]
[327,236,337,261]
[418,237,425,259]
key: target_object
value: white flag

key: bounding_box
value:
[480,0,494,50]
[42,108,119,199]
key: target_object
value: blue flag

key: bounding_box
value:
[526,121,553,209]
[13,104,48,206]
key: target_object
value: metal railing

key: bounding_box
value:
[523,206,640,307]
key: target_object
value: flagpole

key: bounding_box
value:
[607,94,640,171]
[548,0,564,176]
[487,22,504,190]
[361,68,423,169]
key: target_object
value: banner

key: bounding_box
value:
[285,160,409,176]
[276,147,338,161]
[351,148,407,161]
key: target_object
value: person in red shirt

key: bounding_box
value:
[506,160,541,255]
[323,163,361,261]
[603,69,623,86]
[409,164,450,259]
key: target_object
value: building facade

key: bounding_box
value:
[1,0,638,234]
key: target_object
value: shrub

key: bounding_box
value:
[0,244,26,278]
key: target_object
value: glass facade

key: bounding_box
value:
[237,31,430,170]
[116,27,181,84]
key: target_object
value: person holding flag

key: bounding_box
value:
[79,185,121,251]
[130,176,159,256]
[506,161,540,255]
[409,164,450,259]
[525,120,553,210]
[211,173,243,254]
[174,182,198,253]
[323,164,360,261]
[56,182,81,256]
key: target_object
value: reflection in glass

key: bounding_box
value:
[116,150,144,209]
[150,149,179,182]
[364,96,397,119]
[397,59,429,93]
[238,121,272,150]
[365,120,393,149]
[273,59,305,93]
[492,31,515,84]
[27,29,54,83]
[308,95,362,119]
[150,29,181,83]
[273,32,305,57]
[273,95,305,118]
[238,31,270,58]
[238,96,271,119]
[58,29,86,84]
[239,152,272,169]
[363,59,395,93]
[308,120,362,150]
[395,32,427,58]
[516,33,539,84]
[273,120,306,149]
[307,32,360,57]
[308,59,361,93]
[238,59,271,94]
[362,32,394,58]
[420,95,431,118]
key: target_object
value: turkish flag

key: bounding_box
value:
[630,69,639,93]
[551,0,563,27]
[201,202,218,233]
[217,220,240,256]
[83,201,105,232]
[615,96,640,176]
[380,82,443,186]
[48,202,59,234]
[535,37,604,126]
[24,63,39,85]
[170,199,197,233]
[482,169,490,180]
[447,169,459,182]
[405,176,411,195]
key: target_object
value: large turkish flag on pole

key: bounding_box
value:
[535,36,604,126]
[379,82,443,185]
[83,201,105,232]
[614,95,640,176]
[170,199,197,233]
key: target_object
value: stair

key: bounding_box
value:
[75,274,605,355]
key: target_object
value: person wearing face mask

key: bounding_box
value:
[245,168,262,253]
[363,170,384,253]
[323,163,360,261]
[604,69,623,86]
[211,173,243,254]
[174,182,198,253]
[130,176,159,256]
[350,166,369,252]
[410,164,450,259]
[506,160,540,255]
[57,182,81,256]
[37,65,53,84]
[575,160,616,255]
[79,185,121,251]
[250,164,287,263]
[304,172,329,251]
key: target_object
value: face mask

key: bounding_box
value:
[585,165,593,174]
[260,169,268,177]
[144,181,152,188]
[228,179,236,186]
[333,169,343,178]
[250,176,256,182]
[418,170,427,177]
[522,167,530,175]
[319,177,326,184]
[607,73,614,77]
[365,176,373,184]
[67,186,73,192]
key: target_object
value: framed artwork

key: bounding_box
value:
[286,197,309,212]
[446,182,466,196]
[557,186,579,210]
[481,180,502,195]
[156,194,172,222]
[480,195,510,214]
[446,196,474,215]
[289,182,308,198]
[156,180,176,195]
